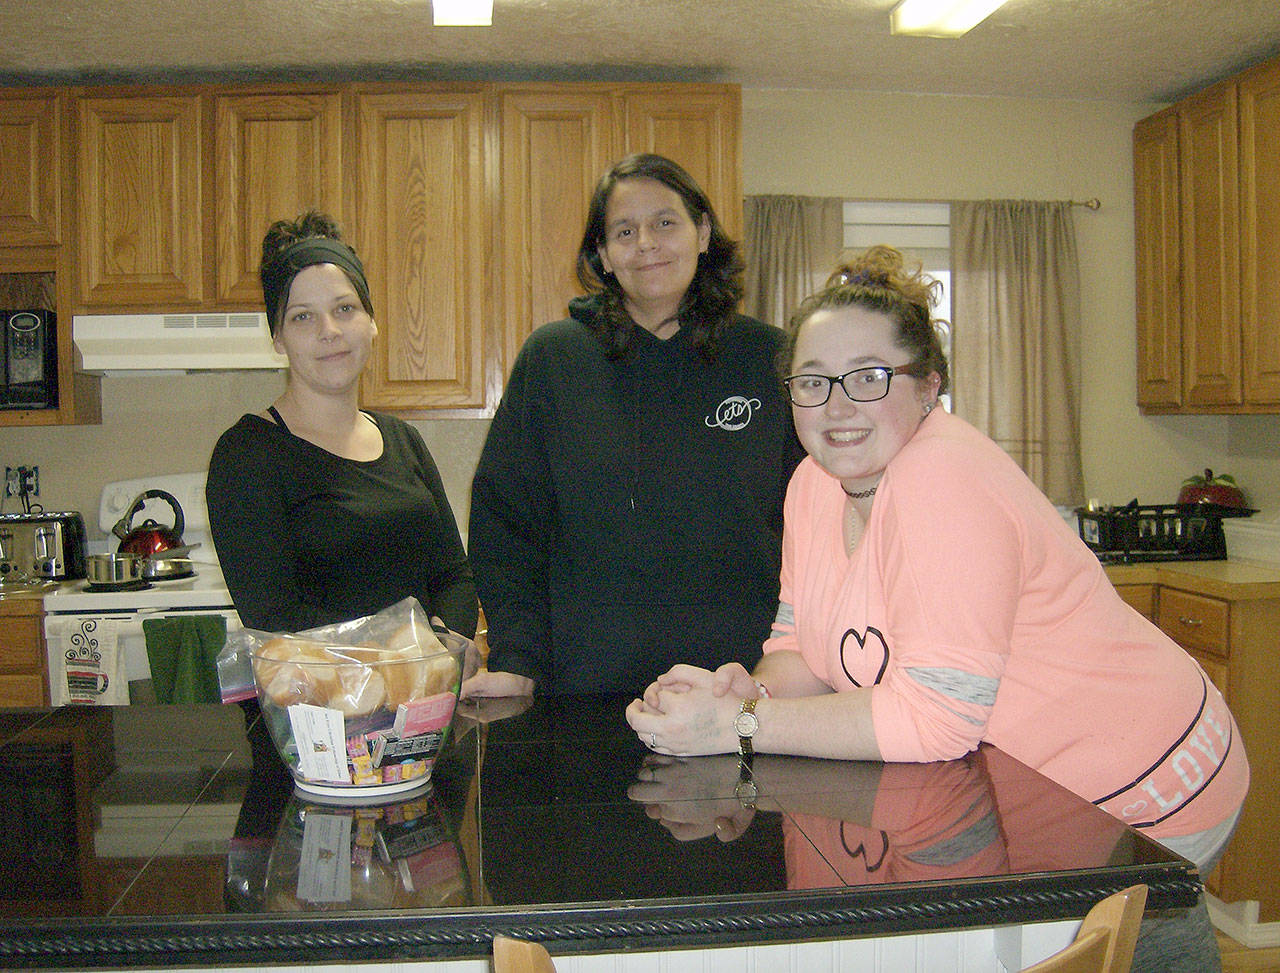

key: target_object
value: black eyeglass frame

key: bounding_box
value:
[783,361,929,407]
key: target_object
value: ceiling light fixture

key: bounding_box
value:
[433,0,493,26]
[890,0,1009,37]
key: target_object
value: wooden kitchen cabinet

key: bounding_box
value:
[1238,58,1280,405]
[0,92,61,247]
[214,90,346,304]
[1112,581,1156,620]
[361,82,741,414]
[498,88,618,384]
[1154,580,1280,923]
[76,94,204,306]
[0,599,48,707]
[1133,53,1280,413]
[63,79,740,414]
[0,90,101,428]
[622,87,741,241]
[1133,108,1182,410]
[1178,79,1241,409]
[354,87,489,412]
[76,87,346,311]
[1157,586,1230,700]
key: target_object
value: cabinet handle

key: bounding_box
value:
[1178,615,1203,627]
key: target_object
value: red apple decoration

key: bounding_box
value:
[1177,469,1246,508]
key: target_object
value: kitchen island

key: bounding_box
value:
[0,696,1200,971]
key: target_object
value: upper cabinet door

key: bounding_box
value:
[214,91,345,304]
[355,89,488,412]
[1239,61,1280,407]
[0,95,61,247]
[76,95,203,306]
[498,89,618,383]
[1133,108,1183,410]
[1178,80,1242,408]
[621,88,742,242]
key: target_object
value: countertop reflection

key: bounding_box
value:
[0,695,1199,968]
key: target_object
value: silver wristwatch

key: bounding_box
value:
[734,697,759,757]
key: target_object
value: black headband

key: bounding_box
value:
[262,237,373,335]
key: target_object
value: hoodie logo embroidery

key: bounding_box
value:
[705,395,761,430]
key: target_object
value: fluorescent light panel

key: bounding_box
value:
[433,0,493,26]
[890,0,1008,37]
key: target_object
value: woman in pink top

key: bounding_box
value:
[626,246,1247,874]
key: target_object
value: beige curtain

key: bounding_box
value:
[742,196,844,328]
[951,200,1084,505]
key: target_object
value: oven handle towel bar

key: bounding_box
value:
[142,615,227,704]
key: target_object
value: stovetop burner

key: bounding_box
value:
[84,579,153,593]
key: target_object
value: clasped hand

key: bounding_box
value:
[624,662,762,756]
[628,753,756,843]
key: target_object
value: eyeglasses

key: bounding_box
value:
[783,362,926,407]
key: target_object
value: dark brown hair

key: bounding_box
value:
[575,154,743,360]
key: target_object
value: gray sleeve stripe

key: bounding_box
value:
[906,666,1000,707]
[770,601,795,637]
[906,810,1001,867]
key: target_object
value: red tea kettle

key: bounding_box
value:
[112,489,187,557]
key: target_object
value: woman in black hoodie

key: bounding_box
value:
[465,154,803,697]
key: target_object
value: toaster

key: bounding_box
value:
[0,511,87,582]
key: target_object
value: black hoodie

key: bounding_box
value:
[469,295,804,694]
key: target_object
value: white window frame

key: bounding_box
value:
[843,201,952,411]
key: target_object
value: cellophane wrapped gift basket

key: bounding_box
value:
[218,597,468,800]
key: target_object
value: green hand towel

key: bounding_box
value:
[143,615,227,705]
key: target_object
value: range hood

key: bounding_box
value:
[73,313,288,374]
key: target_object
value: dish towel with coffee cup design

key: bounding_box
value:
[45,615,130,706]
[143,615,227,705]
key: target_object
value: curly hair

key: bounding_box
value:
[575,154,744,360]
[780,244,951,396]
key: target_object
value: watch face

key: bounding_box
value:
[734,710,759,737]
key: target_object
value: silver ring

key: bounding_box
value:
[650,732,656,748]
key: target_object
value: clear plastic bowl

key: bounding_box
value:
[251,631,467,800]
[262,788,470,911]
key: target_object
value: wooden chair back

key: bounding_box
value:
[492,935,557,973]
[1022,884,1149,973]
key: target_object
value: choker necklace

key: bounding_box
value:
[843,484,877,500]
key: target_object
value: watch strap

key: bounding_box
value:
[736,697,758,757]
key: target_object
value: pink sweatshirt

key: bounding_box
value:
[767,409,1248,841]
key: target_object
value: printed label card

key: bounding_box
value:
[288,704,350,783]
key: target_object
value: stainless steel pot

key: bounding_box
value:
[86,552,144,586]
[140,556,194,581]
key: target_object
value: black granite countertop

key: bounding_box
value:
[0,695,1200,969]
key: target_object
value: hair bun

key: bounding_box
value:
[837,268,889,287]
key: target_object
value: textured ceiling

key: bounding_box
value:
[3,0,1280,103]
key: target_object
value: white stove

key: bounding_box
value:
[43,472,241,706]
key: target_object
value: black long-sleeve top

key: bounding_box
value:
[207,410,477,638]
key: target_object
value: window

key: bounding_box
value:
[843,201,952,410]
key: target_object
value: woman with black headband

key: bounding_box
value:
[207,210,477,641]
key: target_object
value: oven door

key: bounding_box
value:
[45,607,242,706]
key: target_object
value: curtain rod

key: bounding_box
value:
[831,195,1103,210]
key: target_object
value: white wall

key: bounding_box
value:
[2,86,1276,540]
